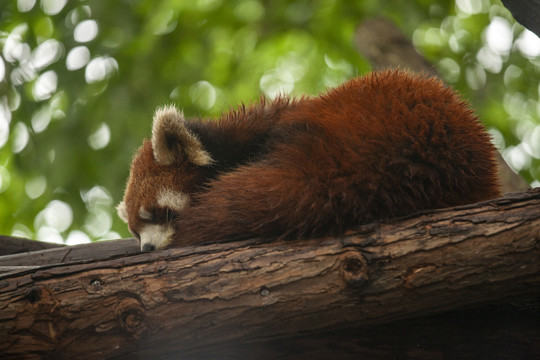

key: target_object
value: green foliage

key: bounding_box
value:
[0,0,539,243]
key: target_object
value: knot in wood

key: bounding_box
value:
[26,286,42,304]
[260,286,270,297]
[0,280,8,289]
[90,278,103,290]
[116,297,146,337]
[340,252,369,289]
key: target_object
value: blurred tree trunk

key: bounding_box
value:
[0,188,539,359]
[354,17,530,194]
[501,0,540,37]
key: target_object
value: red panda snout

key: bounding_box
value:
[118,185,192,250]
[138,223,175,251]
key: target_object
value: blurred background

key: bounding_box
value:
[0,0,539,245]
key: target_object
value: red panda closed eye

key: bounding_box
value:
[118,70,500,251]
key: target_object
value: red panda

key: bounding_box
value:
[117,70,500,251]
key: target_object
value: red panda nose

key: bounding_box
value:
[142,243,156,252]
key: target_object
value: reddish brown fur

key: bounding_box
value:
[121,70,500,247]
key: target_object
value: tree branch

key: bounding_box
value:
[0,236,64,257]
[1,188,539,359]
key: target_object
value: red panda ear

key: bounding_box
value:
[151,105,213,166]
[116,201,128,223]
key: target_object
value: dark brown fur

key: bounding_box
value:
[120,70,500,248]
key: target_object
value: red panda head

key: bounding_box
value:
[117,106,213,251]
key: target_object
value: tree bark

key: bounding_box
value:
[0,236,64,257]
[354,17,531,194]
[1,188,539,359]
[0,238,139,275]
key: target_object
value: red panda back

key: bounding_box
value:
[274,71,500,221]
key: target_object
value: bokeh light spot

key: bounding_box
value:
[32,70,58,101]
[0,56,5,82]
[84,56,118,83]
[12,122,29,154]
[41,0,67,15]
[0,97,11,148]
[190,81,217,110]
[25,175,47,199]
[31,39,63,70]
[35,200,73,236]
[515,29,540,58]
[17,0,36,12]
[88,122,111,150]
[74,19,99,43]
[0,166,11,193]
[66,230,91,245]
[66,46,91,70]
[485,17,513,56]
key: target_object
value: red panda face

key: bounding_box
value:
[117,106,212,251]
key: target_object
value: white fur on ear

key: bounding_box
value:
[151,105,213,166]
[117,201,128,223]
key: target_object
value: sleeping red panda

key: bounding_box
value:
[117,70,500,251]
